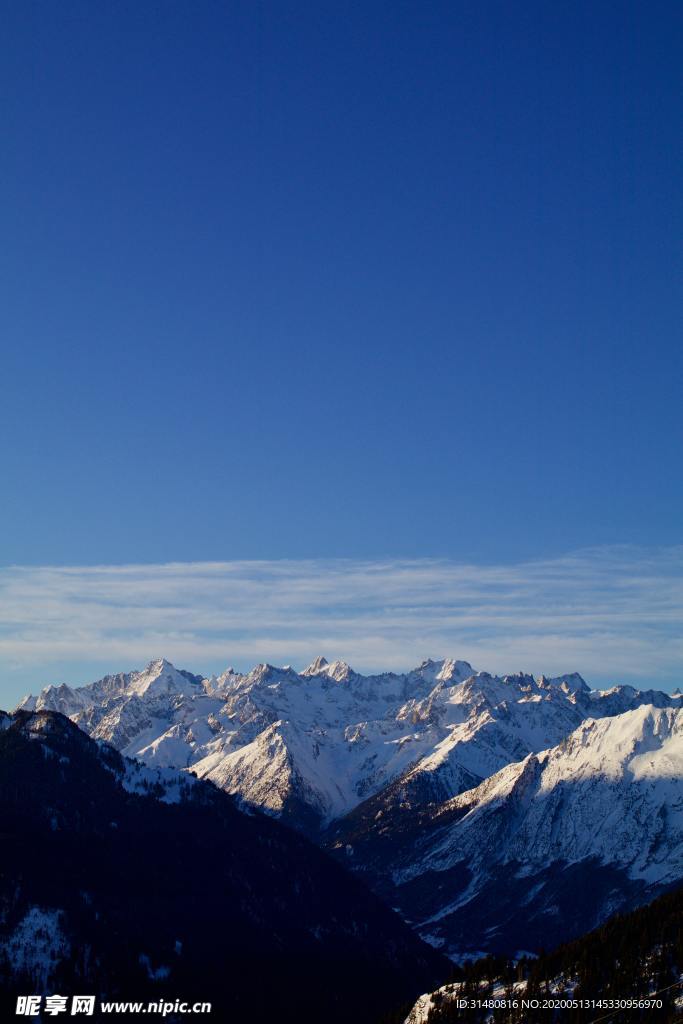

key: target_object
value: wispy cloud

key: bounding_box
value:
[1,546,682,702]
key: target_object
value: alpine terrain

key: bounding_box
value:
[17,657,683,959]
[0,708,445,1023]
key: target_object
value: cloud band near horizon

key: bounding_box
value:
[1,546,682,702]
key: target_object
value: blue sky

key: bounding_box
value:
[1,3,681,699]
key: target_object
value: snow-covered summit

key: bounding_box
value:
[327,703,683,959]
[413,658,475,685]
[538,671,590,695]
[459,702,683,886]
[301,656,357,682]
[17,658,202,716]
[302,655,330,676]
[124,658,202,698]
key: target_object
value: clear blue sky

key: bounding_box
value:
[2,0,681,567]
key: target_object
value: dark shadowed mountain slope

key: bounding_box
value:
[391,881,683,1023]
[0,710,447,1024]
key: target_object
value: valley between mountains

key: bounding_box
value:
[17,656,683,960]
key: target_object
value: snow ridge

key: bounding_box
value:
[16,658,680,833]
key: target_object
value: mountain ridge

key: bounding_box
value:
[17,656,680,833]
[326,703,683,958]
[0,707,446,1023]
[16,656,683,961]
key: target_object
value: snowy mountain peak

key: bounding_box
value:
[302,656,330,676]
[127,658,201,698]
[16,658,203,717]
[147,657,173,672]
[539,671,590,695]
[542,703,683,785]
[445,703,683,881]
[301,657,358,682]
[324,660,355,681]
[248,662,300,685]
[413,658,475,685]
[437,658,475,682]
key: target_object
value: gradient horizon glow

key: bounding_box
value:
[1,546,682,706]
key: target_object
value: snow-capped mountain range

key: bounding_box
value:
[17,656,683,957]
[18,656,679,831]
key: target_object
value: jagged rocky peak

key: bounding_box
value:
[126,658,202,698]
[438,658,475,681]
[16,681,82,714]
[326,659,354,681]
[538,671,590,695]
[16,657,204,716]
[302,655,330,676]
[502,671,537,688]
[205,665,243,694]
[413,658,475,685]
[248,662,300,685]
[301,656,356,682]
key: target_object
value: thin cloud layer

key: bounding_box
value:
[1,546,682,701]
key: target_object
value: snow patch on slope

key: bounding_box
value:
[3,908,70,989]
